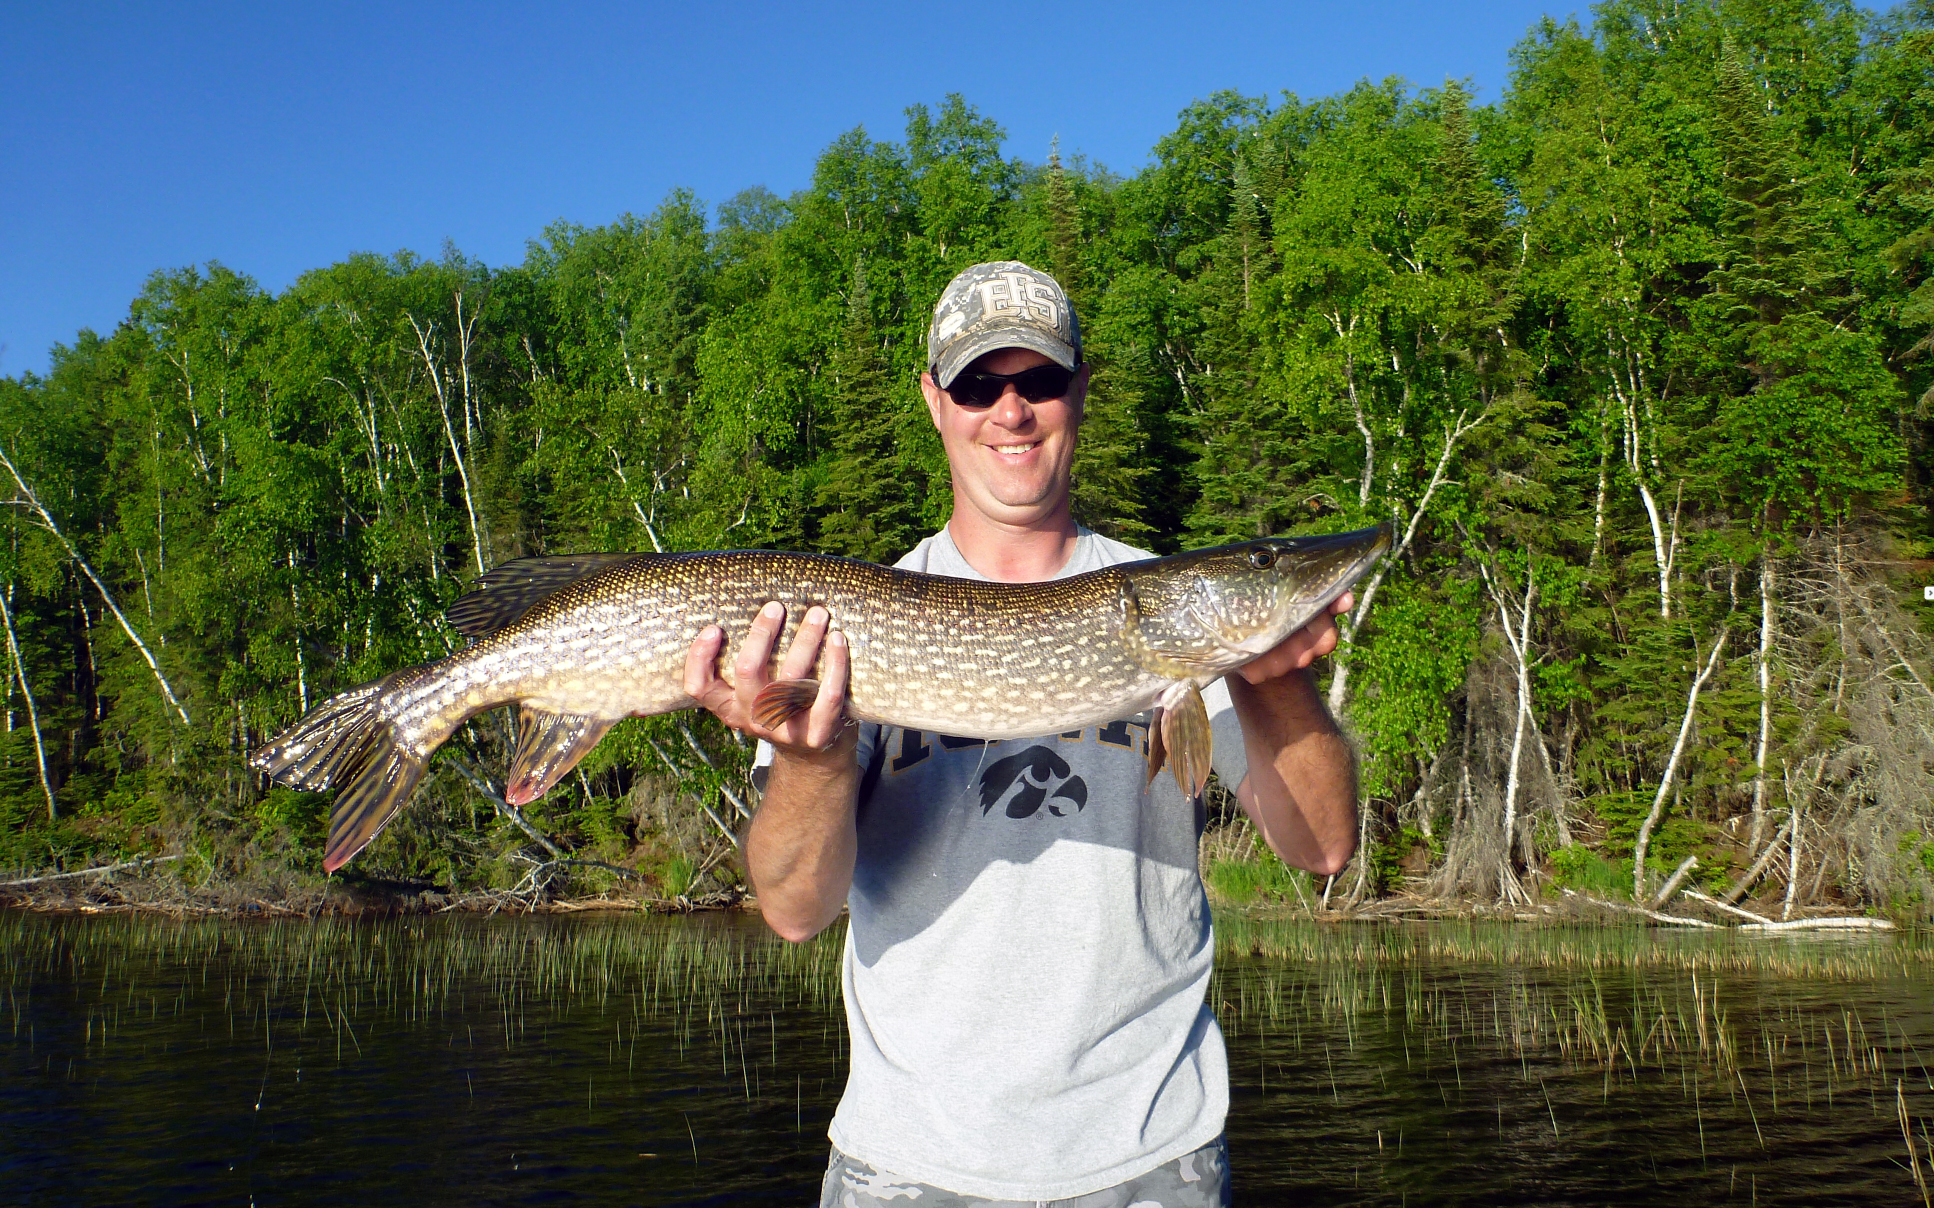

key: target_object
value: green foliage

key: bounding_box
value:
[252,788,327,860]
[1549,844,1631,899]
[1368,826,1434,892]
[1207,843,1314,906]
[1901,831,1934,877]
[1351,584,1480,798]
[654,853,698,898]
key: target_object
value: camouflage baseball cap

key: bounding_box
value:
[926,261,1082,389]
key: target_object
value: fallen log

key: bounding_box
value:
[1739,917,1896,933]
[1682,889,1772,924]
[1561,888,1719,927]
[0,854,183,887]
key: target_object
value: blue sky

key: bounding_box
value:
[3,0,1577,379]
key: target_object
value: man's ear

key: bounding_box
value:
[920,371,946,428]
[1068,363,1092,423]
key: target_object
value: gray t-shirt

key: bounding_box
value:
[764,527,1248,1200]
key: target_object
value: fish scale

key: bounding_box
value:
[252,526,1389,872]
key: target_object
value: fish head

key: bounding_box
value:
[1120,525,1390,676]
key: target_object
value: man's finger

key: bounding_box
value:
[806,630,851,749]
[683,625,725,700]
[1237,607,1343,684]
[735,601,786,689]
[781,606,829,681]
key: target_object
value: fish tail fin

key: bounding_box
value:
[251,678,391,790]
[321,729,428,873]
[250,673,428,873]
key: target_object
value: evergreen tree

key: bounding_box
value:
[814,265,922,562]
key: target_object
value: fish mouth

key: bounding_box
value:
[1275,524,1391,633]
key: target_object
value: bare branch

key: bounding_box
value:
[0,446,191,725]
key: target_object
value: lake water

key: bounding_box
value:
[3,910,1930,1206]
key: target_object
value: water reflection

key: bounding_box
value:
[2,911,1929,1205]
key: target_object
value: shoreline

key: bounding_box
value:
[0,870,750,919]
[1,868,1899,931]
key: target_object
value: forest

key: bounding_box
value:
[1,0,1931,916]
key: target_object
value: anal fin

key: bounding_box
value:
[751,679,820,730]
[1157,682,1213,802]
[506,707,617,805]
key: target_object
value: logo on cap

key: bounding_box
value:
[975,272,1062,330]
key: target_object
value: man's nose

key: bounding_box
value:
[990,384,1032,426]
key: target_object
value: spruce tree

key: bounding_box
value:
[1700,45,1900,522]
[815,266,923,562]
[1045,139,1085,311]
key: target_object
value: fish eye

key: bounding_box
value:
[1247,548,1276,570]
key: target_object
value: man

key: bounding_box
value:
[683,262,1358,1206]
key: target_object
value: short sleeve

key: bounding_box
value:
[1203,677,1250,796]
[751,738,774,793]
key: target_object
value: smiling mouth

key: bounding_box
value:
[990,442,1041,456]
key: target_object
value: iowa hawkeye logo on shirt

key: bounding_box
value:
[979,747,1087,818]
[883,723,1154,820]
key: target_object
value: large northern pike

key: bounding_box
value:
[252,526,1389,872]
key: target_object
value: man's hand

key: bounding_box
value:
[1235,591,1354,685]
[684,603,860,942]
[1225,590,1359,876]
[683,602,856,760]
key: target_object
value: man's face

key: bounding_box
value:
[921,347,1089,527]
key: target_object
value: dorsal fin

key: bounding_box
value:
[447,553,641,639]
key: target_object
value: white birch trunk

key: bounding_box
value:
[1590,404,1611,569]
[1615,384,1677,618]
[0,581,56,819]
[1479,553,1539,904]
[1631,630,1728,900]
[410,316,489,577]
[1328,406,1488,716]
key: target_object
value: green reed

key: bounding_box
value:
[1,910,846,1076]
[1217,913,1934,980]
[1207,916,1934,1202]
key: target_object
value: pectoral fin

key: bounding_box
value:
[751,679,821,729]
[1145,712,1168,786]
[1158,682,1213,802]
[505,707,616,805]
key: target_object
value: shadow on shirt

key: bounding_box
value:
[842,721,1210,966]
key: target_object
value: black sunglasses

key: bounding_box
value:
[939,362,1079,407]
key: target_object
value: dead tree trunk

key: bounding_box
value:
[1750,551,1777,854]
[1632,629,1728,900]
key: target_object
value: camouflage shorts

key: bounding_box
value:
[818,1135,1230,1208]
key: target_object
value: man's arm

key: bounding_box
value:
[684,603,858,942]
[1226,593,1360,876]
